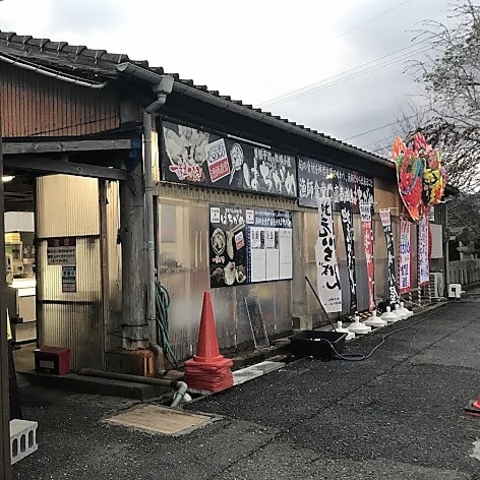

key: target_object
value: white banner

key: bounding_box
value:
[360,201,375,310]
[418,214,430,286]
[315,197,342,313]
[399,221,411,293]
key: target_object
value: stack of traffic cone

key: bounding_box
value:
[464,391,480,417]
[184,291,233,393]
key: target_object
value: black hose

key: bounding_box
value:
[155,281,178,368]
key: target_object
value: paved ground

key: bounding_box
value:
[12,299,480,479]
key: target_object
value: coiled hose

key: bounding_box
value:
[155,281,178,368]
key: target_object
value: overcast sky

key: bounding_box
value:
[0,0,453,156]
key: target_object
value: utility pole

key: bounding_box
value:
[0,64,12,478]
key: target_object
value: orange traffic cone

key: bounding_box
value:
[184,291,233,393]
[465,392,480,417]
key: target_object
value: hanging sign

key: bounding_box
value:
[399,221,412,294]
[61,266,77,293]
[315,197,342,313]
[47,237,76,266]
[340,202,357,313]
[360,201,375,311]
[162,121,297,197]
[379,209,398,303]
[297,157,374,212]
[418,214,430,286]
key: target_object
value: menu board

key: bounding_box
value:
[162,121,297,198]
[246,209,293,284]
[209,205,293,288]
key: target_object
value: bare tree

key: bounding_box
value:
[400,1,480,191]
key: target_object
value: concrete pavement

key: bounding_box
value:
[13,299,480,479]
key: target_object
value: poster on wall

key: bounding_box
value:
[418,214,430,286]
[209,205,293,288]
[61,266,77,293]
[399,220,412,294]
[360,201,375,311]
[162,121,297,198]
[297,157,374,212]
[380,209,398,303]
[315,197,342,313]
[340,203,357,313]
[209,206,247,288]
[246,209,293,283]
[47,237,76,266]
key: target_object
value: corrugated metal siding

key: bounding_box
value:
[37,238,101,302]
[1,62,120,137]
[36,175,104,370]
[36,175,99,238]
[157,182,297,211]
[37,239,103,369]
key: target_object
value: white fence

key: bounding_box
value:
[449,260,480,287]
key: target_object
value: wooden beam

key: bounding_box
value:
[0,91,12,480]
[4,156,130,181]
[2,138,132,155]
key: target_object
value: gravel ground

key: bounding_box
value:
[13,300,480,479]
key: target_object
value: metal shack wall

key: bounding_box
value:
[36,175,121,370]
[156,183,296,361]
[0,62,120,137]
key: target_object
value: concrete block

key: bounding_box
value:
[10,419,38,465]
[292,314,313,331]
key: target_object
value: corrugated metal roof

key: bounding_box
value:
[0,29,392,166]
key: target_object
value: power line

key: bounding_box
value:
[332,0,412,41]
[259,40,431,107]
[345,120,400,141]
[345,112,422,142]
[271,45,430,106]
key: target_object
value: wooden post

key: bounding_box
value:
[0,80,12,479]
[99,180,110,367]
[292,211,307,316]
[120,161,149,350]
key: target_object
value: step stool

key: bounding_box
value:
[10,419,38,464]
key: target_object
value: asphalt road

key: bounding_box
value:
[13,300,480,479]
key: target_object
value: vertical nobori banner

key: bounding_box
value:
[418,213,430,286]
[340,202,357,313]
[315,197,342,313]
[379,209,398,303]
[360,201,375,311]
[399,220,412,294]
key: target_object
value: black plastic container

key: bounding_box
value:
[289,331,347,360]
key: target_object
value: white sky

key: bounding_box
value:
[0,0,453,154]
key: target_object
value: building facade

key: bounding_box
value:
[0,31,448,373]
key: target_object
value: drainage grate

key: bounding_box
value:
[106,404,217,436]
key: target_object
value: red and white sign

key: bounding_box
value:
[360,202,375,310]
[47,237,77,266]
[399,221,412,294]
[207,138,231,183]
[235,231,245,250]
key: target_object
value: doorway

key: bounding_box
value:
[8,172,121,373]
